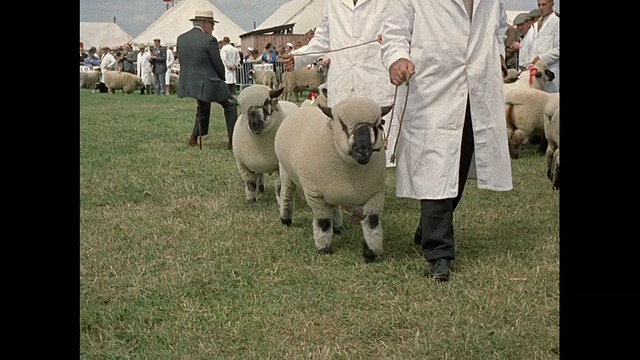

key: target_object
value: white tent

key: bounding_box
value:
[80,22,133,50]
[257,0,324,34]
[131,0,246,47]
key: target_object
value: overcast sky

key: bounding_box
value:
[79,0,560,39]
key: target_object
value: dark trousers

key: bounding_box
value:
[420,98,475,262]
[191,98,238,143]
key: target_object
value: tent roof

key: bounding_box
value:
[132,0,246,47]
[257,0,324,34]
[80,22,133,50]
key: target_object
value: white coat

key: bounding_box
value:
[532,12,560,92]
[220,43,240,85]
[381,0,513,199]
[136,50,151,86]
[291,0,399,166]
[165,48,175,86]
[99,52,117,83]
[518,27,536,70]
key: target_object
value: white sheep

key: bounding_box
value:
[104,71,144,94]
[544,95,560,190]
[148,74,179,94]
[232,84,300,202]
[80,70,100,91]
[282,60,327,102]
[300,83,328,108]
[249,69,278,90]
[503,60,555,100]
[274,97,393,262]
[504,87,559,158]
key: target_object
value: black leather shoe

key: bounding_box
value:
[427,258,451,281]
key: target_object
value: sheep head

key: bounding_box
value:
[237,85,285,134]
[319,98,392,165]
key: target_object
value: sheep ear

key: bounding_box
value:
[381,105,393,117]
[270,87,284,99]
[319,105,333,119]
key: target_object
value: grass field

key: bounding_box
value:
[80,89,559,359]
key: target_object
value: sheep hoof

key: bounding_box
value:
[333,226,342,235]
[258,184,265,194]
[281,218,292,226]
[318,247,332,255]
[362,243,377,263]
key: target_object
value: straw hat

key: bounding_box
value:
[190,9,219,23]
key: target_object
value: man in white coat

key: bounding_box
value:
[381,0,513,281]
[219,36,240,95]
[99,46,117,93]
[527,0,559,92]
[136,44,152,95]
[165,45,175,95]
[281,0,399,169]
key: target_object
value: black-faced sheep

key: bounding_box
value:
[104,71,144,94]
[503,60,555,100]
[282,60,328,102]
[274,97,392,263]
[544,95,560,190]
[249,69,278,90]
[504,88,559,158]
[300,83,328,108]
[232,85,300,202]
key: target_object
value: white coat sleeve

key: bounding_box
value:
[291,0,331,70]
[498,0,507,58]
[380,0,414,71]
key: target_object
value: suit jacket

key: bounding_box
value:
[150,46,168,74]
[176,27,229,103]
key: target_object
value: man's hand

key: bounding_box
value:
[281,54,295,72]
[389,58,415,86]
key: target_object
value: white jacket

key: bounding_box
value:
[518,27,536,70]
[532,12,560,92]
[290,0,399,166]
[165,48,175,85]
[220,43,240,85]
[99,52,117,83]
[381,0,513,199]
[136,50,151,86]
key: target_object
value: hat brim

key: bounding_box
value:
[190,16,219,23]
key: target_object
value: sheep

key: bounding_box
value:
[104,71,144,94]
[80,70,100,91]
[503,68,519,84]
[282,59,328,102]
[231,85,300,202]
[149,74,179,94]
[300,82,328,107]
[274,97,393,263]
[544,95,560,190]
[249,69,278,90]
[503,60,555,99]
[504,87,559,159]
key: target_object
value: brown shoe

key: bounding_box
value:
[188,135,198,146]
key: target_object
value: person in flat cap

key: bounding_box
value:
[98,45,116,93]
[510,13,535,70]
[176,9,238,149]
[136,43,152,94]
[150,38,168,95]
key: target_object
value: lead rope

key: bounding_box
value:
[384,72,413,164]
[288,39,379,58]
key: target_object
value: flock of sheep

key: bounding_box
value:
[79,70,179,95]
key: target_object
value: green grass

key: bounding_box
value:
[80,90,559,359]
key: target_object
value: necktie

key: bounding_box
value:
[537,17,544,31]
[463,0,473,21]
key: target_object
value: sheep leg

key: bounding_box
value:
[307,196,336,254]
[551,149,560,190]
[332,206,343,235]
[509,129,527,159]
[545,142,556,181]
[361,199,384,263]
[272,171,281,206]
[257,174,265,195]
[278,167,296,226]
[237,163,259,202]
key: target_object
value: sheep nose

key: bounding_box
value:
[249,120,264,134]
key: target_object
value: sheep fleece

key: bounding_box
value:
[104,72,144,94]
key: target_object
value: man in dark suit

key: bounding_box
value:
[150,38,168,95]
[177,9,238,150]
